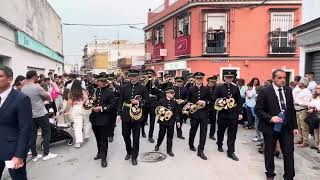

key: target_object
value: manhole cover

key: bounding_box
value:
[138,152,167,163]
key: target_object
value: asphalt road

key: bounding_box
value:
[2,121,320,180]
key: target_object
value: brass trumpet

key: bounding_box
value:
[155,106,173,121]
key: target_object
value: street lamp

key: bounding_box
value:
[129,25,144,31]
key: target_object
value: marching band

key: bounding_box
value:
[85,69,241,167]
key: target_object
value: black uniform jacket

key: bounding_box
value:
[213,83,242,120]
[157,98,181,126]
[118,82,150,122]
[90,86,116,126]
[188,85,212,120]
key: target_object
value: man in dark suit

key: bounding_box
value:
[255,69,299,180]
[0,66,32,180]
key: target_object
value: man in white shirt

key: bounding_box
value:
[293,77,312,148]
[306,72,317,95]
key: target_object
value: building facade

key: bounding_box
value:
[289,0,320,82]
[144,0,302,83]
[0,0,64,77]
[82,40,145,74]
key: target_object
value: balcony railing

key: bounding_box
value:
[152,43,165,60]
[271,46,296,53]
[204,31,227,54]
[206,46,226,54]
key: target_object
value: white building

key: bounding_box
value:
[289,0,320,81]
[0,0,64,77]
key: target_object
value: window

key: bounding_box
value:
[153,26,165,45]
[270,12,295,53]
[175,14,190,37]
[204,13,227,54]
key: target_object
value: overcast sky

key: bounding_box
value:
[48,0,164,64]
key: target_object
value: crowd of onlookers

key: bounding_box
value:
[236,72,320,154]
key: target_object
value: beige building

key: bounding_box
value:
[82,40,144,74]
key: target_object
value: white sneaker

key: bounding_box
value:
[27,151,32,156]
[75,143,81,148]
[32,154,43,162]
[252,137,259,142]
[42,153,58,161]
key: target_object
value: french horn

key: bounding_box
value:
[214,97,237,111]
[126,95,143,121]
[182,102,205,115]
[83,97,95,110]
[155,106,173,121]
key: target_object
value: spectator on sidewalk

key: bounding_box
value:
[293,77,312,148]
[22,70,58,162]
[65,80,91,148]
[0,66,32,180]
[245,82,257,129]
[253,85,263,143]
[308,84,320,153]
[13,75,26,92]
[306,72,317,95]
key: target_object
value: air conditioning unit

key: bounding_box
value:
[145,32,152,41]
[160,49,167,57]
[145,53,152,60]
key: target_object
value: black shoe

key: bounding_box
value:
[209,136,216,140]
[317,150,320,153]
[149,137,155,143]
[108,137,113,143]
[197,152,208,160]
[227,153,239,161]
[125,154,131,160]
[101,160,108,168]
[167,151,174,157]
[132,158,138,166]
[218,147,224,152]
[142,132,146,138]
[189,146,196,152]
[177,135,185,140]
[94,154,101,160]
[155,145,159,151]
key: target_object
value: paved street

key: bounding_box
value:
[3,121,320,180]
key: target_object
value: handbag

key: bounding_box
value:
[304,111,320,130]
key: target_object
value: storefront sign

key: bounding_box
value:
[164,61,187,70]
[16,31,64,63]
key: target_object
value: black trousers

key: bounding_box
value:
[189,115,208,152]
[216,115,238,154]
[122,121,141,159]
[176,109,186,137]
[109,112,117,138]
[0,159,27,180]
[142,106,156,138]
[92,125,109,161]
[30,115,51,156]
[208,110,217,137]
[263,127,295,180]
[157,125,174,152]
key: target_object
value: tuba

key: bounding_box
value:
[155,106,173,121]
[129,95,143,121]
[83,97,95,110]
